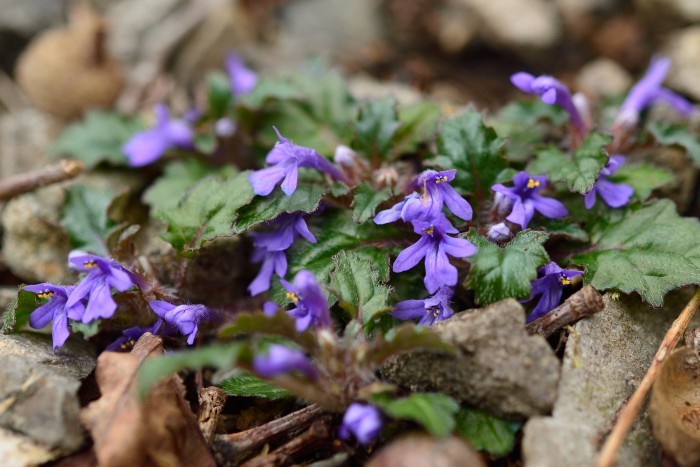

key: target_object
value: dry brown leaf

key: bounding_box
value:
[80,333,216,467]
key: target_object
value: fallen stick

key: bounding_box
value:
[597,287,700,467]
[526,285,604,338]
[0,159,84,200]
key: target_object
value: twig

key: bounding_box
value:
[527,285,604,338]
[197,386,227,444]
[597,287,700,467]
[0,159,84,200]
[214,404,323,461]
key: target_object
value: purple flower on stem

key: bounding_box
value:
[391,286,455,326]
[393,214,477,294]
[149,300,209,345]
[339,403,382,445]
[584,155,634,209]
[249,250,287,297]
[25,284,84,351]
[280,270,331,331]
[66,252,139,323]
[511,72,588,137]
[105,321,162,351]
[615,56,693,128]
[123,104,194,167]
[523,262,583,323]
[249,127,346,196]
[252,344,318,380]
[226,53,257,96]
[373,192,421,225]
[491,172,568,230]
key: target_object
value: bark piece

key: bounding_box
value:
[382,299,560,419]
[198,386,227,444]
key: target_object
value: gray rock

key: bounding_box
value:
[0,0,67,37]
[0,331,96,380]
[0,353,84,453]
[382,299,560,420]
[577,58,632,99]
[663,26,700,101]
[522,292,697,467]
[0,427,54,467]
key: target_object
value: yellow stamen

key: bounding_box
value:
[286,292,300,303]
[426,306,439,318]
[559,276,571,286]
[435,176,448,184]
[422,226,435,236]
[84,260,98,269]
[526,178,541,189]
[37,290,54,299]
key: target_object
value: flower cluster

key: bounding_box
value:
[25,252,209,351]
[491,172,567,230]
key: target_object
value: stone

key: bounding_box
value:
[367,434,486,467]
[577,58,632,100]
[382,299,560,420]
[0,427,55,467]
[663,26,700,102]
[0,0,67,37]
[522,291,698,467]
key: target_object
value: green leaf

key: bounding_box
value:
[534,219,589,243]
[61,185,116,255]
[466,230,550,305]
[373,392,459,437]
[208,72,233,118]
[159,171,254,253]
[218,371,292,399]
[354,98,401,161]
[351,183,392,224]
[528,132,611,194]
[218,312,317,351]
[143,160,237,215]
[139,343,242,397]
[233,180,328,233]
[330,250,391,323]
[2,287,39,333]
[456,407,520,456]
[609,163,674,201]
[428,108,506,202]
[49,110,143,167]
[648,121,700,166]
[70,320,100,338]
[571,200,700,306]
[238,76,301,110]
[393,101,441,155]
[370,323,455,365]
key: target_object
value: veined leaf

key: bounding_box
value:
[354,98,401,161]
[330,250,391,323]
[1,287,40,333]
[218,372,292,399]
[61,185,117,255]
[609,163,673,201]
[456,407,520,456]
[373,392,459,437]
[351,183,392,224]
[648,121,700,166]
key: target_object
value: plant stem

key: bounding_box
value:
[597,287,700,467]
[0,159,84,200]
[526,285,604,338]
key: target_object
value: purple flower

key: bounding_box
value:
[252,344,318,380]
[523,262,583,322]
[263,301,280,316]
[487,222,512,242]
[105,321,162,351]
[584,155,634,209]
[391,287,455,326]
[374,193,421,225]
[249,127,346,196]
[511,72,587,136]
[25,284,84,351]
[226,53,257,96]
[615,56,693,128]
[491,172,568,229]
[149,300,209,345]
[393,214,477,294]
[339,403,382,445]
[279,270,331,331]
[123,104,194,167]
[248,214,317,296]
[215,117,237,138]
[66,252,139,323]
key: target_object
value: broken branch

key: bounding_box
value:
[527,285,604,338]
[0,159,84,200]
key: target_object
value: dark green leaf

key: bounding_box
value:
[238,76,301,110]
[351,183,392,224]
[609,163,673,201]
[218,371,292,399]
[139,343,242,397]
[61,185,116,255]
[330,250,391,323]
[218,312,317,350]
[233,180,328,233]
[373,392,459,437]
[528,132,611,194]
[571,200,700,306]
[456,407,520,456]
[2,287,39,333]
[193,134,217,155]
[371,323,454,365]
[354,98,401,161]
[159,171,254,253]
[648,121,700,166]
[49,110,143,167]
[428,108,507,202]
[393,101,441,155]
[208,72,233,118]
[466,230,550,305]
[533,219,589,242]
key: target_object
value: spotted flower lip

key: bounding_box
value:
[391,286,455,326]
[249,127,346,197]
[226,53,257,96]
[615,56,693,128]
[66,252,140,323]
[393,214,477,294]
[149,300,209,345]
[339,403,382,445]
[584,155,634,209]
[491,171,568,229]
[511,72,587,135]
[252,344,318,380]
[24,283,84,351]
[279,270,331,331]
[123,103,194,167]
[523,261,583,322]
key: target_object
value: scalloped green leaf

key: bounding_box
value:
[373,392,459,437]
[62,185,117,255]
[456,407,520,456]
[648,121,700,166]
[351,182,392,224]
[218,372,292,399]
[2,287,40,333]
[354,98,401,161]
[608,163,674,201]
